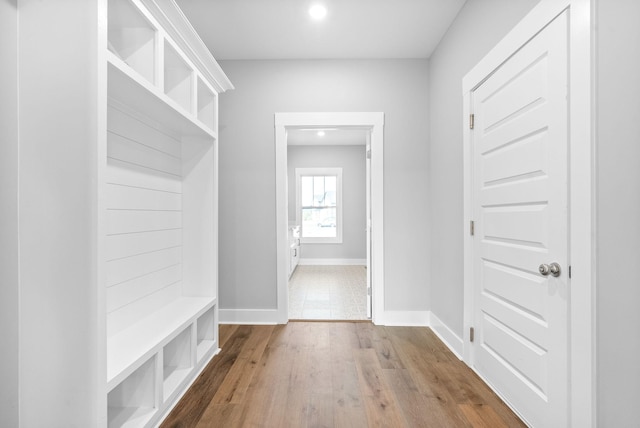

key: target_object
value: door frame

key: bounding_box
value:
[274,112,384,324]
[462,0,595,426]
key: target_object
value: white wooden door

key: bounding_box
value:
[470,11,568,427]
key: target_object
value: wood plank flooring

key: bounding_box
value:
[161,322,525,428]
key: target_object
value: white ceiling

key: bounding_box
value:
[287,129,368,146]
[175,0,467,60]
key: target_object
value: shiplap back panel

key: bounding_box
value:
[106,104,183,337]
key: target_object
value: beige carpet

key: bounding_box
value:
[288,265,368,320]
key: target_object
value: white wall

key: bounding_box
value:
[595,0,640,425]
[218,59,429,312]
[0,1,19,426]
[17,2,104,425]
[428,0,540,336]
[287,145,366,261]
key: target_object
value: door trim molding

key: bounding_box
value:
[274,112,384,324]
[462,0,595,426]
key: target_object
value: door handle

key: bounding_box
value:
[539,264,550,276]
[539,262,561,277]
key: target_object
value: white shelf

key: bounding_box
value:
[107,51,215,139]
[108,407,155,428]
[196,306,216,362]
[108,0,156,85]
[108,357,156,428]
[163,367,191,402]
[162,327,192,400]
[107,296,215,391]
[197,339,216,363]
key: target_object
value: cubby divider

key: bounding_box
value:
[197,78,217,131]
[196,306,217,362]
[164,40,194,113]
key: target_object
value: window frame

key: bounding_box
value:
[295,167,343,244]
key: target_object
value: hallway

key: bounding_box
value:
[162,322,526,427]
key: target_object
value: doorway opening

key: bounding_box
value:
[287,131,368,320]
[274,112,384,324]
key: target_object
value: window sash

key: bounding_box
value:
[295,168,342,244]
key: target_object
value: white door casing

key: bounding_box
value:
[463,0,595,427]
[274,112,384,324]
[471,12,568,427]
[366,139,372,319]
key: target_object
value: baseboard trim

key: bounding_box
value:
[375,310,430,326]
[429,312,464,359]
[219,309,280,325]
[298,258,367,266]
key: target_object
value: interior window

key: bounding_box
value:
[296,168,343,243]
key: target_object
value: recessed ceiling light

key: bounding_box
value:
[309,4,327,20]
[317,131,326,137]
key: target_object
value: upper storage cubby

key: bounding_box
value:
[108,0,157,85]
[164,40,194,114]
[197,77,217,131]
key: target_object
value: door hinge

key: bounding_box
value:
[366,149,371,159]
[569,265,572,279]
[470,327,475,343]
[470,220,475,236]
[469,114,475,130]
[367,287,371,296]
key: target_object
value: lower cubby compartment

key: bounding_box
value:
[163,326,193,401]
[107,296,215,389]
[107,298,218,427]
[108,357,157,428]
[196,305,216,362]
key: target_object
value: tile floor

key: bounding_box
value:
[288,265,368,320]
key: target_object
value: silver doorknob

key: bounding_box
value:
[539,264,550,276]
[549,262,561,277]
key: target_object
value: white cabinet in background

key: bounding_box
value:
[289,225,301,277]
[15,0,232,426]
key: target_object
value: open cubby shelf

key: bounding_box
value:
[107,297,214,390]
[163,325,193,401]
[106,0,219,136]
[108,0,156,85]
[108,52,215,139]
[108,357,157,428]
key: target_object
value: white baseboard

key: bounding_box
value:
[375,310,430,326]
[298,258,367,266]
[219,308,280,325]
[429,312,464,359]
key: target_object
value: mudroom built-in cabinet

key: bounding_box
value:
[16,0,233,426]
[106,0,233,425]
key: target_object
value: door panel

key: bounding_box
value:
[471,11,568,427]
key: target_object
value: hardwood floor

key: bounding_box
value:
[161,322,525,428]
